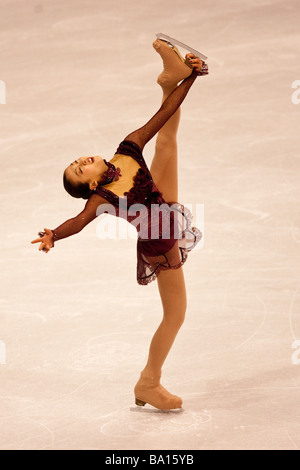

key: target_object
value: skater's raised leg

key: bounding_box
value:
[150,40,197,202]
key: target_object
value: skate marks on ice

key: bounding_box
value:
[218,199,270,222]
[0,399,55,450]
[100,403,212,439]
[68,332,153,375]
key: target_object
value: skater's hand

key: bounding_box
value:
[31,228,54,253]
[186,54,207,75]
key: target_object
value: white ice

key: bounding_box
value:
[0,0,300,450]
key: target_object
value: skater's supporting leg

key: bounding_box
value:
[134,267,187,410]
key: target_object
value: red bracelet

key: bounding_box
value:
[194,61,209,76]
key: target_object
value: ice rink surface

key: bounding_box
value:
[1,0,300,450]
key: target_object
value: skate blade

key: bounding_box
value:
[130,406,184,414]
[156,33,208,61]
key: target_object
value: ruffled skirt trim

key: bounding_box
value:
[136,203,202,285]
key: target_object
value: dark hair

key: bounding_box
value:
[63,169,94,200]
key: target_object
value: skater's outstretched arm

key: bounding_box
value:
[124,67,200,150]
[31,193,107,252]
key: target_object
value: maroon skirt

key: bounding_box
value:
[136,202,201,285]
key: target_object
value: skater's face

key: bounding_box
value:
[65,155,106,190]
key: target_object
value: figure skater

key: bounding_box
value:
[31,37,208,410]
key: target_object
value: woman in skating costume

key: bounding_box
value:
[31,38,208,410]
